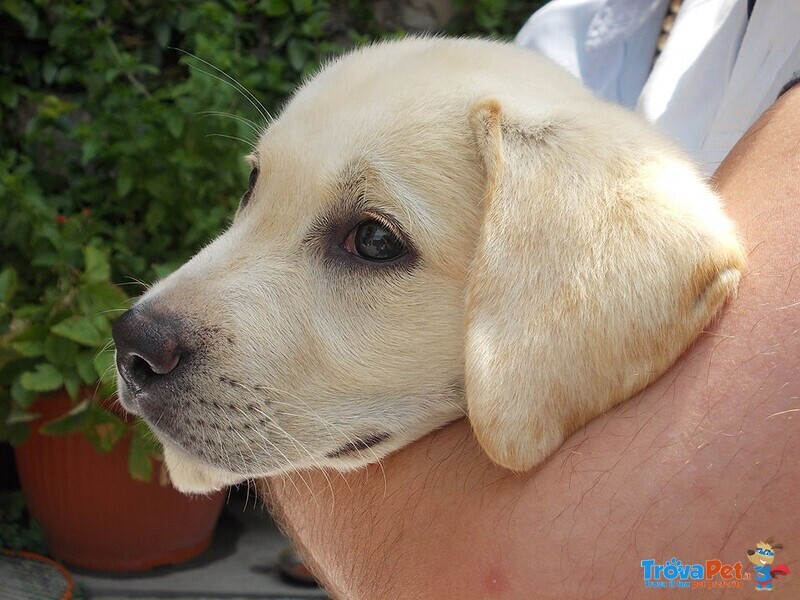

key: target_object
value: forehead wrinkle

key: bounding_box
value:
[307,159,419,247]
[368,160,438,250]
[327,159,427,227]
[328,158,370,203]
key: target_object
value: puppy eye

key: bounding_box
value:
[240,168,258,208]
[343,219,408,261]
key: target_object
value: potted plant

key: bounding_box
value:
[0,1,258,571]
[0,248,226,571]
[0,6,327,557]
[0,224,228,569]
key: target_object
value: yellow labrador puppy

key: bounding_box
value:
[112,37,744,493]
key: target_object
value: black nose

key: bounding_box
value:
[112,306,185,393]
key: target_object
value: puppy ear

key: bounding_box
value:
[465,99,745,471]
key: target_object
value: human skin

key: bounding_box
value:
[260,88,800,599]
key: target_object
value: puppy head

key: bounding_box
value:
[112,38,743,493]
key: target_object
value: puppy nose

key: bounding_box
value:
[112,307,184,392]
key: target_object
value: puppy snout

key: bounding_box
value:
[113,306,185,393]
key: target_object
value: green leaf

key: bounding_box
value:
[144,202,166,233]
[287,38,308,72]
[89,314,111,339]
[5,404,39,425]
[166,116,184,138]
[260,0,290,16]
[104,67,120,83]
[475,1,504,30]
[291,0,313,14]
[154,21,171,47]
[0,267,18,303]
[117,171,134,197]
[19,363,63,393]
[85,407,126,453]
[82,138,101,163]
[0,401,31,445]
[51,316,106,347]
[128,442,152,481]
[128,420,161,481]
[42,60,58,84]
[3,0,40,36]
[176,9,196,31]
[78,281,128,315]
[75,352,98,384]
[10,379,38,409]
[39,399,91,436]
[39,94,74,119]
[30,252,58,268]
[300,11,327,37]
[43,334,79,369]
[270,18,293,47]
[63,372,80,400]
[93,350,117,389]
[83,245,111,282]
[0,86,19,108]
[10,339,44,357]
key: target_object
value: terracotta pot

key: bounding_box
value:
[13,390,225,572]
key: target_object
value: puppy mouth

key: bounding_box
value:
[325,432,391,459]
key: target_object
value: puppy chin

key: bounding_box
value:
[162,440,245,494]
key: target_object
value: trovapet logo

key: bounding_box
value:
[640,557,750,589]
[746,538,791,592]
[641,540,792,591]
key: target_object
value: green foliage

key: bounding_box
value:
[128,420,163,482]
[0,491,48,554]
[0,0,538,479]
[449,0,544,37]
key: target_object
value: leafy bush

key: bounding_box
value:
[0,490,47,553]
[0,0,540,478]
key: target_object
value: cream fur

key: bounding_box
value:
[115,37,744,493]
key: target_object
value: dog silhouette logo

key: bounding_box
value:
[746,538,790,591]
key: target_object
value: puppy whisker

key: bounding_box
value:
[197,110,261,134]
[173,48,272,126]
[122,275,150,290]
[242,401,339,501]
[230,403,322,501]
[98,308,129,315]
[205,133,256,150]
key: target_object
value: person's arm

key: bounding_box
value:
[261,88,800,599]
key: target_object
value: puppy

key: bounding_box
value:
[112,37,744,494]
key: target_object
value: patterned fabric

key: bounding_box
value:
[516,0,800,174]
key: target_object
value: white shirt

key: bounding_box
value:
[516,0,800,173]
